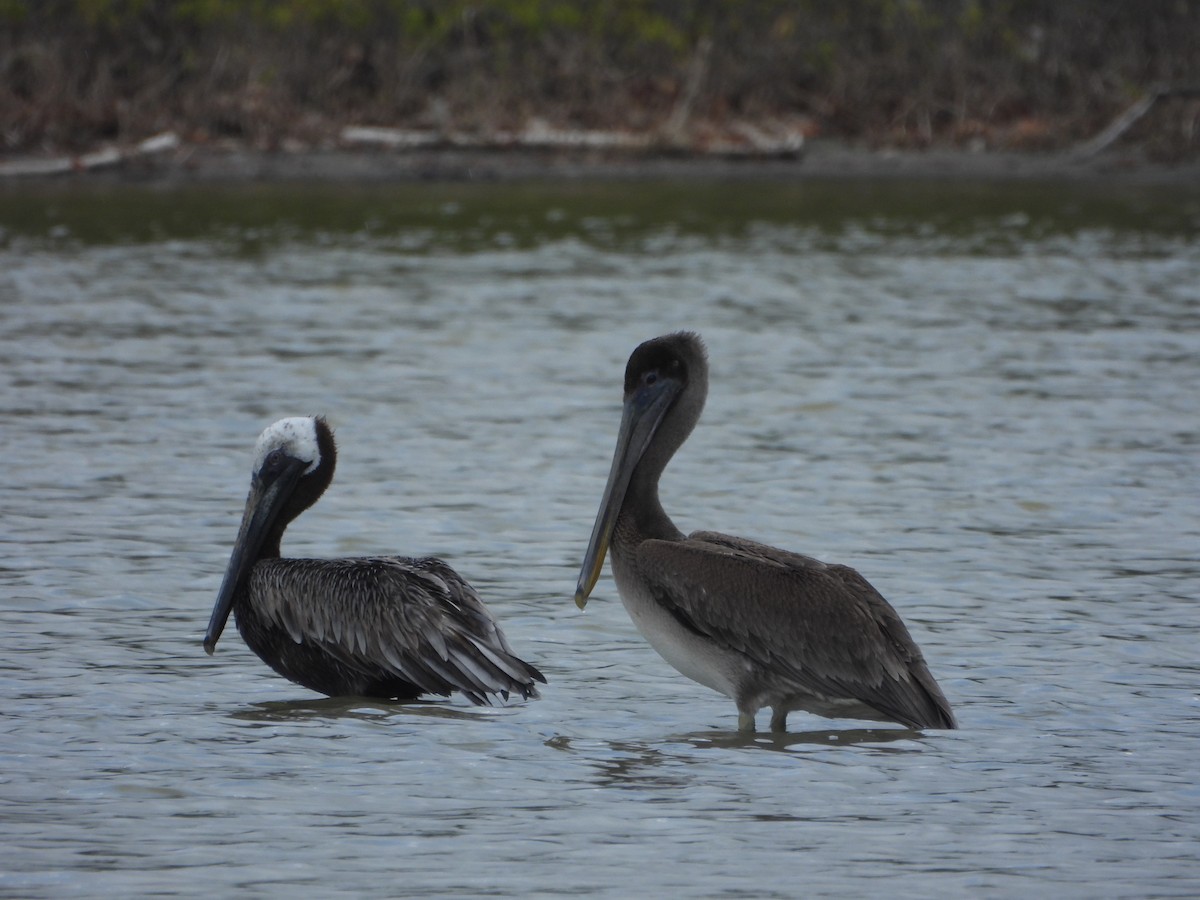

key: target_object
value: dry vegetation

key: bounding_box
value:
[2,1,1198,159]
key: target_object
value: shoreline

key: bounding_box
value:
[3,138,1199,189]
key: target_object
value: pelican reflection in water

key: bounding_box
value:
[575,333,956,732]
[204,416,545,705]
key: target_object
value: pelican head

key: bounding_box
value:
[575,332,709,608]
[203,416,336,654]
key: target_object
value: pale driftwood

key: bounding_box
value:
[0,147,120,177]
[339,126,441,149]
[341,123,656,151]
[0,119,805,180]
[339,120,802,158]
[136,132,181,155]
[1074,85,1200,158]
[0,131,180,179]
[664,37,714,145]
[511,121,654,150]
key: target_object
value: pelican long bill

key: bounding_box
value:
[575,372,681,609]
[204,458,306,654]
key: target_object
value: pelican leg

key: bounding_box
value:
[769,708,788,732]
[737,709,757,732]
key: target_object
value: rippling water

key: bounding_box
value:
[2,179,1198,897]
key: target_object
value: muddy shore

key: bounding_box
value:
[5,138,1199,188]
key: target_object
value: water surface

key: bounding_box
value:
[2,179,1198,897]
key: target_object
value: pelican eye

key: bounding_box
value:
[258,448,292,482]
[643,370,659,386]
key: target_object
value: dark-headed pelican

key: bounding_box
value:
[205,416,545,705]
[575,333,955,732]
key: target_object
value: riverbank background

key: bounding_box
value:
[2,0,1198,180]
[4,5,1200,897]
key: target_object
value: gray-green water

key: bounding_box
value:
[2,179,1198,897]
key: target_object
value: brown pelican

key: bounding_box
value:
[575,333,956,732]
[204,416,545,705]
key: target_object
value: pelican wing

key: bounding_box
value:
[634,531,955,728]
[250,556,544,704]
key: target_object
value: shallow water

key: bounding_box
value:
[2,178,1198,897]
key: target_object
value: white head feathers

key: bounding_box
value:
[253,417,322,476]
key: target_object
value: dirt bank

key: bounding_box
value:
[4,2,1198,187]
[5,135,1197,189]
